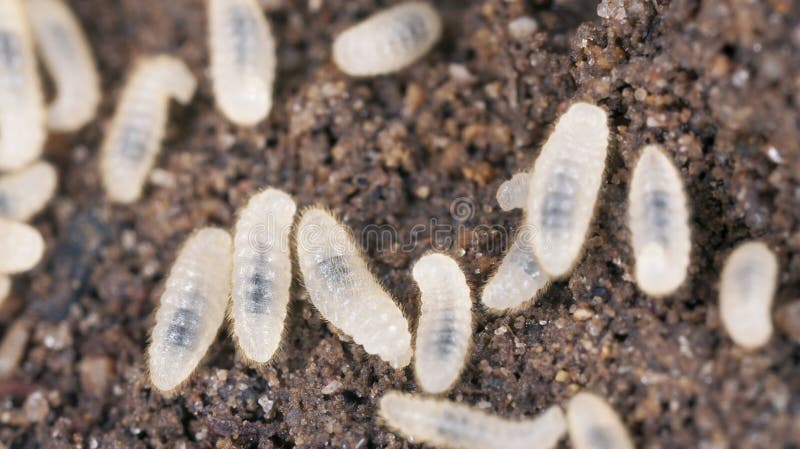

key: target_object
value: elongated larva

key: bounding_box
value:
[0,0,45,171]
[496,172,529,212]
[0,218,44,274]
[567,392,634,449]
[207,0,276,126]
[100,55,197,204]
[379,391,567,449]
[296,208,412,368]
[0,161,57,221]
[332,2,442,77]
[628,145,691,296]
[26,0,100,131]
[481,234,550,311]
[524,102,609,278]
[719,241,778,349]
[148,228,232,392]
[231,188,296,364]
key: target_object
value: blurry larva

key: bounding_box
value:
[100,55,197,204]
[332,2,442,77]
[0,160,57,221]
[26,0,101,132]
[481,233,550,311]
[231,188,296,364]
[0,218,44,274]
[0,274,10,305]
[524,102,609,278]
[379,391,567,449]
[0,0,45,171]
[628,145,691,296]
[148,228,232,392]
[412,253,472,394]
[719,241,778,349]
[296,208,412,368]
[566,392,634,449]
[207,0,276,126]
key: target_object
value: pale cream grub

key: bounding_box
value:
[0,161,57,221]
[481,232,549,312]
[0,218,44,274]
[567,392,634,449]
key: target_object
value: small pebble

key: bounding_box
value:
[508,16,538,40]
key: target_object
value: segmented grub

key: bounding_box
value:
[0,161,57,221]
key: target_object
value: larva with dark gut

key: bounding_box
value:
[481,232,550,312]
[208,0,276,126]
[100,55,196,204]
[566,392,634,449]
[332,2,442,77]
[0,218,44,274]
[147,228,232,393]
[231,188,296,364]
[0,160,57,221]
[296,208,412,369]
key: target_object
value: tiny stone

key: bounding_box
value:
[633,88,647,102]
[775,300,800,342]
[573,306,594,321]
[23,391,49,423]
[508,16,538,40]
[321,380,343,395]
[448,64,476,84]
[415,185,430,199]
[79,356,113,397]
[555,370,570,382]
[149,168,177,189]
[258,395,275,414]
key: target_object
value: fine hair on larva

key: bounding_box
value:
[379,391,567,449]
[718,241,778,350]
[412,253,472,394]
[296,207,412,369]
[0,217,44,274]
[147,228,232,393]
[100,55,197,204]
[207,0,276,126]
[0,0,45,171]
[566,392,634,449]
[481,227,550,312]
[26,0,101,132]
[332,1,442,77]
[628,144,691,297]
[231,188,296,364]
[0,160,57,221]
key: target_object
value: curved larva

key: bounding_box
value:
[231,188,296,364]
[481,234,550,312]
[379,391,567,449]
[719,241,778,349]
[566,392,634,449]
[26,0,100,132]
[296,208,412,368]
[0,161,57,221]
[208,0,276,126]
[524,102,609,278]
[332,2,442,77]
[148,228,232,392]
[0,218,44,274]
[628,145,691,296]
[100,55,197,204]
[496,172,529,212]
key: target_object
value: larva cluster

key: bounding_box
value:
[481,234,550,311]
[332,2,442,77]
[0,160,57,221]
[0,218,44,274]
[566,392,634,449]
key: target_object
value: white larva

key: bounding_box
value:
[0,0,45,171]
[0,218,44,274]
[0,160,57,221]
[332,2,442,77]
[231,188,296,364]
[628,145,691,296]
[524,102,609,278]
[412,253,472,394]
[100,55,197,204]
[26,0,101,132]
[481,233,550,312]
[379,391,567,449]
[148,228,232,393]
[566,392,634,449]
[719,241,778,349]
[496,172,529,212]
[296,208,412,369]
[207,0,276,126]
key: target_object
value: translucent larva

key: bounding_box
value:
[379,391,567,449]
[148,228,232,392]
[207,0,276,126]
[566,392,634,449]
[231,188,296,364]
[481,233,550,312]
[0,218,44,274]
[100,55,197,204]
[296,208,412,368]
[628,145,691,296]
[0,0,45,171]
[719,241,778,349]
[332,2,442,77]
[0,161,57,221]
[26,0,101,132]
[524,102,609,278]
[496,172,529,212]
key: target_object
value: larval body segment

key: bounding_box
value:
[496,172,529,212]
[0,218,44,274]
[567,392,634,449]
[0,161,57,221]
[481,233,549,311]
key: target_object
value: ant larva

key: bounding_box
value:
[481,233,550,312]
[0,217,44,274]
[566,392,634,449]
[0,160,57,221]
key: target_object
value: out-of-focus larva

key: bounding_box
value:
[148,228,232,392]
[231,188,296,364]
[719,241,778,349]
[524,102,609,278]
[207,0,276,126]
[379,391,567,449]
[566,392,634,449]
[496,172,529,212]
[332,2,442,77]
[628,145,691,296]
[0,274,10,305]
[296,208,412,368]
[0,319,29,379]
[0,161,57,221]
[26,0,100,132]
[100,55,197,204]
[0,218,44,274]
[0,0,45,171]
[481,234,550,311]
[412,253,472,394]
